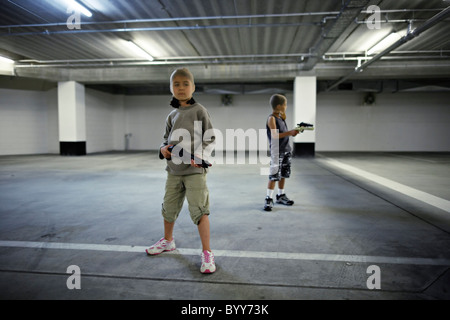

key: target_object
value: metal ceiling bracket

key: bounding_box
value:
[326,5,450,91]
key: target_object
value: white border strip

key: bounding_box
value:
[321,158,450,213]
[1,240,449,266]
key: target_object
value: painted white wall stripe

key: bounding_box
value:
[1,240,449,267]
[321,158,450,213]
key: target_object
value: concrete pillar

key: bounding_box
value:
[0,59,14,76]
[293,76,316,157]
[58,81,86,155]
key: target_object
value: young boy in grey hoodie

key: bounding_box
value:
[145,68,216,274]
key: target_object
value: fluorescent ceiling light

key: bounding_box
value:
[0,55,14,64]
[367,32,402,55]
[63,0,92,17]
[125,41,155,61]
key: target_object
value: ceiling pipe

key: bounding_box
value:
[302,0,372,71]
[1,12,342,29]
[2,8,442,30]
[0,21,322,37]
[18,52,315,65]
[326,6,450,92]
[14,58,304,68]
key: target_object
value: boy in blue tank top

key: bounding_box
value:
[264,94,300,211]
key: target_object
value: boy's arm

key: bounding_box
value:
[267,116,298,139]
[191,109,215,167]
[191,109,215,154]
[201,111,215,150]
[159,115,173,159]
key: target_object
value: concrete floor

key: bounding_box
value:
[0,151,449,300]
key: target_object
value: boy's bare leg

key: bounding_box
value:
[267,180,276,190]
[197,215,211,252]
[164,220,175,241]
[278,178,286,190]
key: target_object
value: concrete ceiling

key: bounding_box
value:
[1,0,450,93]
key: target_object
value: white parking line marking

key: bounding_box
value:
[321,158,450,213]
[1,240,449,266]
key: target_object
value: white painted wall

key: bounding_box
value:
[119,94,293,152]
[85,89,124,153]
[123,95,169,151]
[0,88,52,155]
[293,77,316,144]
[46,88,59,154]
[1,87,449,155]
[203,94,294,151]
[316,91,450,152]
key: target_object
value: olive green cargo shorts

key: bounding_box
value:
[162,172,210,225]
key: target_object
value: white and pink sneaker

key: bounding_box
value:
[145,237,176,255]
[200,250,216,274]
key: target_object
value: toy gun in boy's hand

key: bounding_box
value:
[166,145,212,168]
[295,122,314,132]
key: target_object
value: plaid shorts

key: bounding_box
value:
[269,152,291,181]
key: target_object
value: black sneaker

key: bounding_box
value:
[264,197,274,211]
[276,194,294,206]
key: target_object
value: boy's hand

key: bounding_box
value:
[190,157,203,168]
[290,129,300,136]
[191,154,212,168]
[161,145,173,159]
